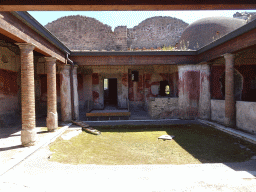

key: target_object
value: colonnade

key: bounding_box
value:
[16,43,79,146]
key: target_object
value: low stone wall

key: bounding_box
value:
[211,99,225,124]
[148,97,178,119]
[236,101,256,133]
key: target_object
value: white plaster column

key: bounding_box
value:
[45,57,58,131]
[224,53,236,127]
[72,65,79,120]
[60,64,72,122]
[16,43,37,146]
[198,63,211,120]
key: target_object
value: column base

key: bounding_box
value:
[224,117,236,128]
[47,112,58,132]
[21,129,37,146]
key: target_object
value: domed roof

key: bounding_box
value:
[177,17,246,50]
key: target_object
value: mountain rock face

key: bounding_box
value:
[45,15,188,51]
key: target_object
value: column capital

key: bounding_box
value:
[224,53,234,60]
[44,57,57,63]
[59,64,71,69]
[15,43,35,51]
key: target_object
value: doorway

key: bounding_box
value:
[104,78,117,106]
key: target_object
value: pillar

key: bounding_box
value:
[45,57,58,131]
[224,53,236,127]
[60,64,72,122]
[16,43,36,146]
[72,65,79,120]
[178,65,200,119]
[198,63,211,120]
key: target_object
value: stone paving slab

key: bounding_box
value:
[1,119,256,191]
[0,123,72,176]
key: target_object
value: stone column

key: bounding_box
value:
[224,53,236,127]
[16,43,36,146]
[60,64,72,122]
[72,65,79,120]
[198,63,211,120]
[45,57,58,131]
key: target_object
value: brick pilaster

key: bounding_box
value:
[16,43,36,146]
[45,57,58,131]
[224,53,236,127]
[59,64,72,122]
[72,65,79,120]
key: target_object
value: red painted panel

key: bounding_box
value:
[92,73,99,85]
[210,65,224,99]
[185,71,200,101]
[77,74,83,91]
[128,73,134,101]
[122,73,128,87]
[0,69,18,95]
[92,91,99,102]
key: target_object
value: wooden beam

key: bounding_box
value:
[0,0,256,11]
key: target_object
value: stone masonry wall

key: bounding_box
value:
[128,16,188,49]
[45,16,188,51]
[148,97,179,119]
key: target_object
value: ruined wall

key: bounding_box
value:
[0,46,20,126]
[78,65,129,110]
[148,97,179,119]
[210,50,256,102]
[236,101,256,133]
[211,99,225,124]
[178,64,210,120]
[128,16,188,49]
[78,64,178,112]
[128,65,178,109]
[45,16,116,51]
[45,16,188,51]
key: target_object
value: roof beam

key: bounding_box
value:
[0,1,256,11]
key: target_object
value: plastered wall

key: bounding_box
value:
[0,47,20,120]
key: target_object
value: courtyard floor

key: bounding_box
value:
[1,119,256,191]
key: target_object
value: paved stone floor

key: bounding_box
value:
[1,120,256,191]
[1,144,256,192]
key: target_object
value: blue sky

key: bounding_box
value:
[29,10,256,30]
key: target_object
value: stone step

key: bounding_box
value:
[86,112,131,117]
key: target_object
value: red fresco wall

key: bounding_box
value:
[39,74,61,102]
[186,71,200,101]
[0,69,18,95]
[129,72,179,101]
[0,69,19,117]
[211,65,256,101]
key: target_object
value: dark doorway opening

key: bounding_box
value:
[104,78,117,106]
